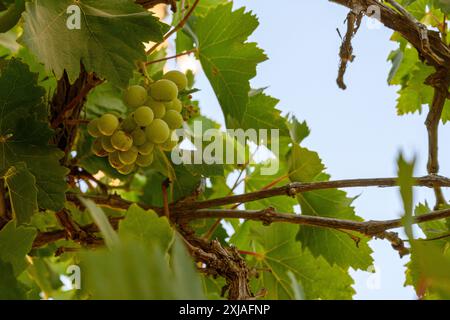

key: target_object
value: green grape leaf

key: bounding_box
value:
[184,162,224,177]
[189,217,228,243]
[4,163,38,224]
[85,82,128,119]
[80,237,205,299]
[415,202,449,238]
[388,47,419,86]
[443,99,450,124]
[0,29,20,56]
[0,59,68,212]
[0,0,25,34]
[287,115,310,145]
[16,47,57,93]
[26,257,63,296]
[241,92,290,143]
[396,64,434,115]
[231,222,355,299]
[172,164,204,202]
[21,0,169,87]
[181,0,228,17]
[141,170,166,207]
[388,40,450,122]
[81,197,120,249]
[397,154,416,239]
[407,241,450,299]
[0,221,36,276]
[174,0,228,53]
[118,204,173,251]
[403,0,428,19]
[201,276,226,300]
[0,259,26,300]
[435,0,450,14]
[288,145,373,270]
[194,3,267,126]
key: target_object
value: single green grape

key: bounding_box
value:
[119,146,138,165]
[87,118,102,137]
[97,114,119,136]
[111,130,133,151]
[101,136,116,153]
[109,151,124,169]
[166,98,182,113]
[133,106,154,127]
[163,110,183,130]
[150,79,178,102]
[91,138,108,157]
[137,141,154,155]
[118,163,135,175]
[121,115,137,133]
[145,119,170,144]
[162,70,188,91]
[148,100,166,119]
[136,153,154,167]
[131,128,146,146]
[123,85,148,108]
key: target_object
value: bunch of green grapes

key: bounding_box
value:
[87,70,188,175]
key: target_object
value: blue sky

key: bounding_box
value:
[189,0,450,299]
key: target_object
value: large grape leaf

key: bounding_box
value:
[80,237,205,299]
[0,59,68,212]
[288,145,373,270]
[406,241,450,299]
[0,221,36,276]
[21,0,169,87]
[194,3,267,126]
[231,222,355,299]
[0,259,26,300]
[241,92,290,143]
[174,0,228,53]
[4,163,38,224]
[118,204,173,251]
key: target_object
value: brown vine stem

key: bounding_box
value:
[65,175,450,216]
[175,207,450,237]
[51,74,103,129]
[424,71,450,208]
[145,48,197,65]
[336,10,362,89]
[330,0,450,68]
[34,206,450,250]
[146,0,200,55]
[331,0,450,208]
[173,175,450,211]
[66,192,163,214]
